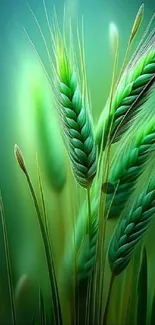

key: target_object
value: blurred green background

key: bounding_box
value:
[0,0,155,324]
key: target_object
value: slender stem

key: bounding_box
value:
[96,35,119,322]
[116,41,130,85]
[85,188,92,325]
[25,171,62,325]
[103,274,115,325]
[36,156,49,235]
[87,188,91,238]
[95,37,119,282]
[67,166,78,325]
[0,197,17,325]
[97,154,110,324]
[81,187,92,325]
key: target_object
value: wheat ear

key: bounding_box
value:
[106,118,155,218]
[53,34,97,188]
[108,175,155,275]
[95,47,155,149]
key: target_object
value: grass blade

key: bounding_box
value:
[14,145,63,325]
[0,195,17,325]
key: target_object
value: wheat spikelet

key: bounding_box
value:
[109,22,119,53]
[14,144,27,175]
[108,175,155,275]
[53,34,97,188]
[106,118,155,218]
[95,46,155,149]
[129,4,144,43]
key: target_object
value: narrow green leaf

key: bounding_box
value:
[0,195,17,325]
[15,145,63,325]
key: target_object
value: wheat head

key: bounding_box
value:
[106,117,155,218]
[108,175,155,275]
[96,47,155,149]
[53,35,97,188]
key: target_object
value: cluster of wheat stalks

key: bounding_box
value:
[1,2,155,325]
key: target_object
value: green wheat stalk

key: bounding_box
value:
[108,175,155,276]
[14,145,62,325]
[106,117,155,218]
[0,195,17,325]
[95,46,155,150]
[25,5,97,190]
[52,32,97,189]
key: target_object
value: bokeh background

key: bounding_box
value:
[0,0,155,324]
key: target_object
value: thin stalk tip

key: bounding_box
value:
[14,144,27,175]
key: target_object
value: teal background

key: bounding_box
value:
[0,0,155,323]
